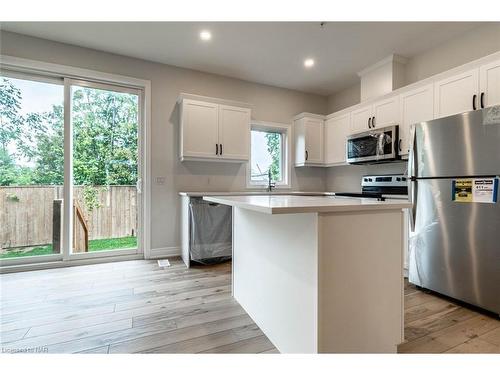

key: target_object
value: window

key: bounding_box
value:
[248,121,290,188]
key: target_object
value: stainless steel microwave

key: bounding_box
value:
[346,125,399,164]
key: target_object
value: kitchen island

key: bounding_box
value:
[203,194,412,353]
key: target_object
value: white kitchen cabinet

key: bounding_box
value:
[479,59,500,108]
[294,114,324,166]
[399,83,434,156]
[349,96,399,135]
[372,96,399,128]
[180,99,219,160]
[434,68,479,118]
[350,105,372,134]
[218,104,251,160]
[179,97,251,162]
[324,113,350,165]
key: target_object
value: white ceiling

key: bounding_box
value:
[1,22,482,95]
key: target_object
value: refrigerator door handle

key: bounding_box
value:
[408,125,418,178]
[410,180,418,232]
[408,124,418,232]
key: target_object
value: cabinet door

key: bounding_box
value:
[479,59,500,108]
[434,68,479,118]
[372,96,399,128]
[325,113,350,165]
[350,105,372,134]
[399,84,434,156]
[218,105,251,160]
[181,99,219,159]
[304,118,324,163]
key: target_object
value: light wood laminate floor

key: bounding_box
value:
[1,259,499,353]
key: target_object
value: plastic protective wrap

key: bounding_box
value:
[189,198,232,264]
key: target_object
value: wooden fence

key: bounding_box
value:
[0,185,137,249]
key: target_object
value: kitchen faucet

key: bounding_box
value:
[267,169,276,192]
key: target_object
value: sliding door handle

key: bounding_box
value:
[473,94,477,110]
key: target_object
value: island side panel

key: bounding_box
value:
[317,209,404,353]
[232,207,319,353]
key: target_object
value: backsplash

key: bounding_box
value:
[325,161,408,192]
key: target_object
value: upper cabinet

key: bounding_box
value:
[434,68,479,118]
[349,96,399,134]
[350,105,373,133]
[399,83,434,156]
[434,57,500,119]
[218,104,251,160]
[479,59,500,108]
[372,96,400,129]
[179,96,251,162]
[325,112,350,166]
[294,114,324,166]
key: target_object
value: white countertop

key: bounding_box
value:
[203,194,411,214]
[179,191,334,197]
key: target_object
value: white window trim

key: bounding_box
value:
[246,120,292,189]
[0,55,152,267]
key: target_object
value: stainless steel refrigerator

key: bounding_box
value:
[408,106,500,315]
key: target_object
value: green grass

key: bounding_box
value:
[0,236,137,259]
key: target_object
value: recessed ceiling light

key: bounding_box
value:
[304,58,315,68]
[200,30,212,41]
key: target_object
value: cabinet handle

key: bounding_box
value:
[399,139,402,152]
[305,150,308,161]
[216,143,218,155]
[220,144,223,156]
[368,117,372,129]
[480,92,485,109]
[472,94,477,110]
[372,116,375,128]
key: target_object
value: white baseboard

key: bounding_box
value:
[148,246,181,259]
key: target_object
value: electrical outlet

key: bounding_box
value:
[155,176,166,185]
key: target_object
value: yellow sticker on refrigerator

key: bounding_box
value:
[452,178,499,203]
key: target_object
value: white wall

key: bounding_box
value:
[0,31,328,253]
[326,23,500,191]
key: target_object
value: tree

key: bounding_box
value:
[0,78,22,152]
[71,87,138,186]
[0,78,139,187]
[264,132,281,181]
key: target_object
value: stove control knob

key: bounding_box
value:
[396,177,401,181]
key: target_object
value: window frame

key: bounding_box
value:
[246,120,291,189]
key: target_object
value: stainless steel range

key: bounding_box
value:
[335,174,408,201]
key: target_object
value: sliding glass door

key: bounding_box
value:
[0,74,64,261]
[68,80,141,258]
[0,72,144,266]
